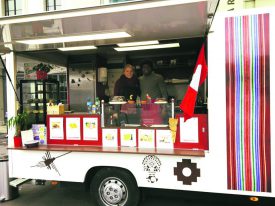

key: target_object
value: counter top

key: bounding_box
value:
[49,113,99,116]
[8,145,205,157]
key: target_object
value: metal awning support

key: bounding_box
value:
[0,55,19,102]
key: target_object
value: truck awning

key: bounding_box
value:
[0,0,218,51]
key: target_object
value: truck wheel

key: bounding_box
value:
[90,167,140,206]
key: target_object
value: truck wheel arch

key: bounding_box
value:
[84,166,104,191]
[84,166,138,191]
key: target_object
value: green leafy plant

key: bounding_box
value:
[8,112,29,136]
[33,63,53,73]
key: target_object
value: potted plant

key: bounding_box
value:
[33,63,53,80]
[8,112,29,147]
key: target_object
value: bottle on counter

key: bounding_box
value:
[146,94,151,104]
[136,96,141,107]
[110,115,113,126]
[87,98,93,114]
[92,104,97,114]
[95,97,100,114]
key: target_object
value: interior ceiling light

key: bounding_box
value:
[16,31,131,45]
[117,40,159,47]
[114,43,180,51]
[58,45,97,51]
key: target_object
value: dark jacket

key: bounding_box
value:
[139,72,168,100]
[114,75,141,100]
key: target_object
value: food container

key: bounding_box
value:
[47,104,65,114]
[141,100,147,104]
[24,140,39,148]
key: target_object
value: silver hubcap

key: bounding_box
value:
[99,177,128,205]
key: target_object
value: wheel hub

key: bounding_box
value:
[100,178,127,205]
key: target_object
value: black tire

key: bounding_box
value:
[90,167,140,206]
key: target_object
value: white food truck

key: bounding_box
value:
[0,1,274,206]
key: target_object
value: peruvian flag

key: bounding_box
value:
[180,44,208,121]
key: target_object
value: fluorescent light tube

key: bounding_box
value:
[58,46,97,51]
[117,40,159,47]
[17,31,131,45]
[114,43,180,51]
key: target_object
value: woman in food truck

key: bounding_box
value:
[114,64,140,101]
[112,64,140,125]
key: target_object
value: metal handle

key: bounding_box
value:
[101,100,105,127]
[171,98,174,118]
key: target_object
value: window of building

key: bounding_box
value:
[46,0,61,11]
[5,0,22,16]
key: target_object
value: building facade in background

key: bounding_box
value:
[0,0,137,16]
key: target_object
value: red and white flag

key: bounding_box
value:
[180,44,208,121]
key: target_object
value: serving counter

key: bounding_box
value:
[8,144,205,157]
[44,100,208,152]
[12,101,208,156]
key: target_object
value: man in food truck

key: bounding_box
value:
[139,60,168,101]
[139,60,168,125]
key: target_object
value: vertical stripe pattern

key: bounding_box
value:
[225,14,271,192]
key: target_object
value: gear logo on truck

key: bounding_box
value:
[142,155,161,183]
[174,159,200,185]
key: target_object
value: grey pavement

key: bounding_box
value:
[1,182,91,206]
[1,181,273,206]
[0,124,7,138]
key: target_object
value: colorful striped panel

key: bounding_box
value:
[225,14,271,192]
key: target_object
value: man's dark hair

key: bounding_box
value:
[140,59,154,69]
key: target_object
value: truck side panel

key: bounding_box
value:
[208,8,275,196]
[8,8,275,199]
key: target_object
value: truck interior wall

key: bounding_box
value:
[68,68,96,112]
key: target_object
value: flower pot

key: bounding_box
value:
[36,71,48,80]
[13,136,22,147]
